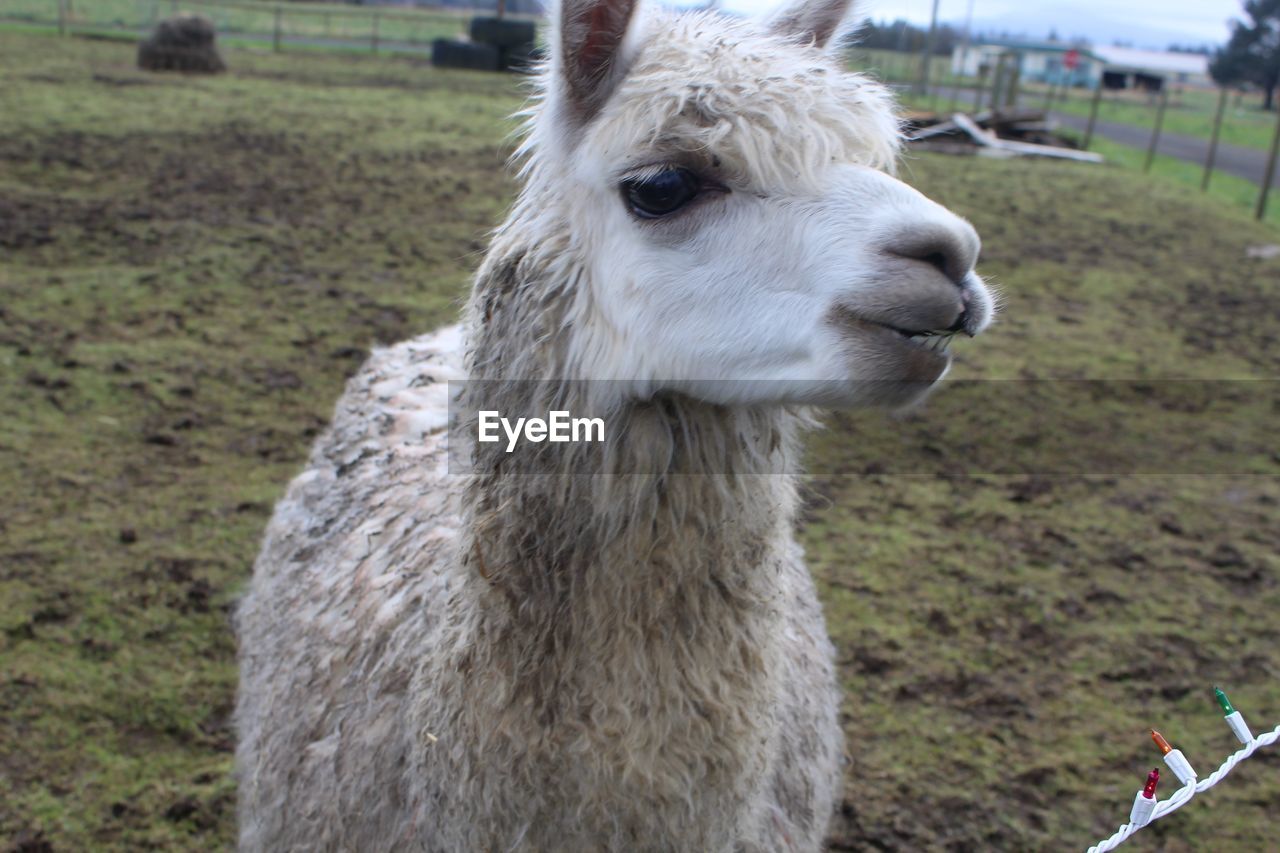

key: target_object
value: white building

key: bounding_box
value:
[951,40,1212,91]
[950,40,1101,88]
[1091,46,1211,89]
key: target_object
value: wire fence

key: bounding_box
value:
[1,0,540,57]
[847,46,1280,223]
[5,4,1278,222]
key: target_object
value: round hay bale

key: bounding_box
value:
[431,39,502,72]
[468,17,537,49]
[137,14,226,74]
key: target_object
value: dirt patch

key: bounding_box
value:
[0,125,506,268]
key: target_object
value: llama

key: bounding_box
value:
[234,0,994,848]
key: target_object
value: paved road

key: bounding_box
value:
[1049,110,1280,189]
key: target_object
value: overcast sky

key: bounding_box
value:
[713,0,1243,49]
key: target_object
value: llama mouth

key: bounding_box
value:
[887,326,957,355]
[827,306,958,378]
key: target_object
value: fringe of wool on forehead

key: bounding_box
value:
[515,11,903,192]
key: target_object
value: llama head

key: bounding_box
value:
[514,0,995,408]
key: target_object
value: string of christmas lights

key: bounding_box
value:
[1086,687,1280,852]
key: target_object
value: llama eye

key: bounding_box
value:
[621,168,701,219]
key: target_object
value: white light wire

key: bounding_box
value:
[1087,723,1280,852]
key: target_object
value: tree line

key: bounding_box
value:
[1211,0,1280,111]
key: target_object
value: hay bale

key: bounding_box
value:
[468,17,537,49]
[431,39,502,72]
[137,14,226,74]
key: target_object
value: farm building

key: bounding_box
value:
[950,40,1101,88]
[1091,45,1211,90]
[950,40,1211,91]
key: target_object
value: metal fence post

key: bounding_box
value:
[1256,103,1280,221]
[1202,88,1228,192]
[57,0,66,35]
[1144,86,1169,174]
[371,11,380,54]
[1083,82,1103,149]
[272,7,281,52]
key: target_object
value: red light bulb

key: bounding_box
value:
[1142,768,1159,799]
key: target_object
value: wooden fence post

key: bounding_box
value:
[1256,103,1280,221]
[371,11,380,54]
[990,58,1006,113]
[1005,60,1020,109]
[917,0,940,96]
[57,0,66,35]
[1143,86,1169,174]
[1083,82,1103,149]
[1202,88,1228,192]
[272,7,281,52]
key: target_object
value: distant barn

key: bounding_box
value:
[1092,46,1210,92]
[949,39,1210,92]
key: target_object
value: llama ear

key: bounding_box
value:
[554,0,643,127]
[767,0,860,49]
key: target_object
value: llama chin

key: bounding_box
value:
[235,0,994,849]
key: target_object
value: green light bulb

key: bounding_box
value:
[1214,686,1235,716]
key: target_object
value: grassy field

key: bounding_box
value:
[1083,135,1280,227]
[2,30,1279,852]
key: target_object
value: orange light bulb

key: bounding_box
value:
[1150,729,1173,756]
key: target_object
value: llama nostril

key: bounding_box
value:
[921,252,949,277]
[886,223,978,286]
[891,241,966,285]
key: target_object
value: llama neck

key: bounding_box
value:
[460,393,804,627]
[455,241,807,701]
